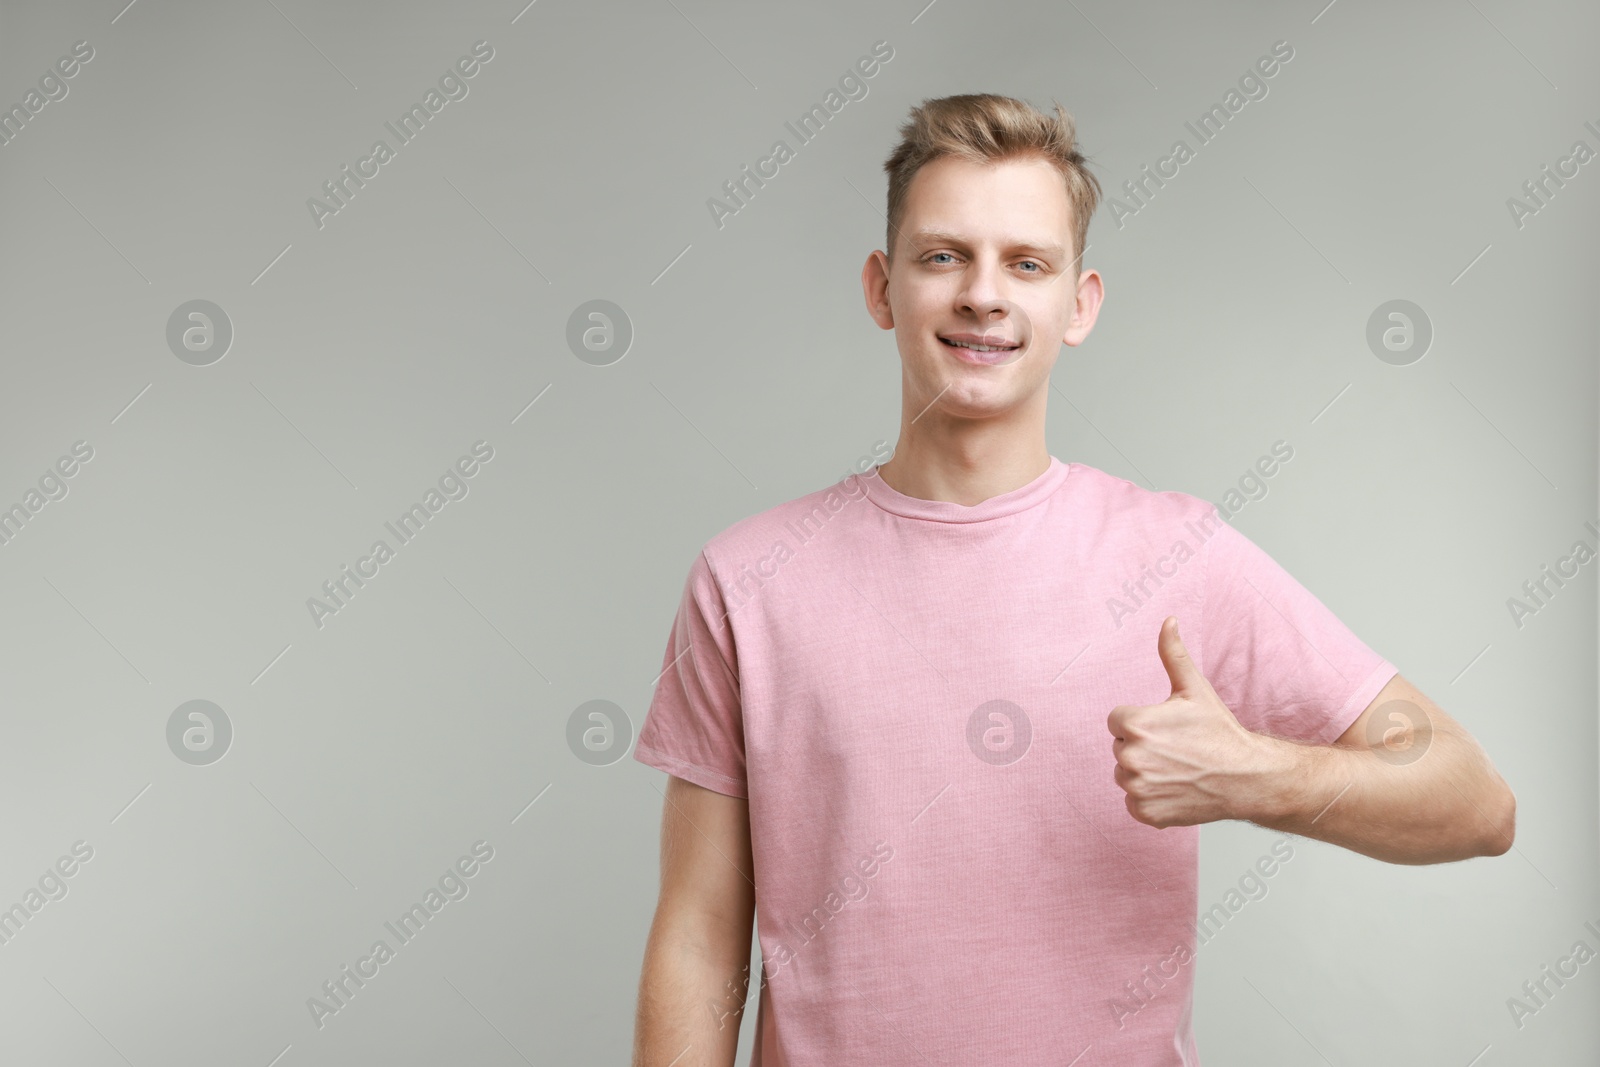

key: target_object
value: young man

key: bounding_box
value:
[631,94,1515,1066]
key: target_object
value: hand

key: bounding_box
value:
[1107,615,1269,828]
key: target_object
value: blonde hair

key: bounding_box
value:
[881,94,1101,274]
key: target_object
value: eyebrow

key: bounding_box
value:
[907,230,1066,258]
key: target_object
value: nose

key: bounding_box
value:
[955,255,1008,321]
[954,255,1019,344]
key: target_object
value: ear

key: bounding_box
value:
[862,250,894,331]
[1061,266,1103,347]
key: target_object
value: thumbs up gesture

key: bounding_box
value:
[1107,616,1268,829]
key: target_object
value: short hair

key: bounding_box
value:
[881,94,1102,275]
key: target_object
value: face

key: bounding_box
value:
[863,155,1102,422]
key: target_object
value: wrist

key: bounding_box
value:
[1236,732,1310,825]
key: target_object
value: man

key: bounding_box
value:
[631,93,1515,1066]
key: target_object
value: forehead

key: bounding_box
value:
[900,155,1073,250]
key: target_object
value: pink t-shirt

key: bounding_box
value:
[635,457,1396,1066]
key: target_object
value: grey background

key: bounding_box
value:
[0,0,1594,1064]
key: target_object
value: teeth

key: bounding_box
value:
[945,339,1016,352]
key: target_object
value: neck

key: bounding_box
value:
[876,419,1052,507]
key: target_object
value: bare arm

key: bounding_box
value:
[1241,673,1517,864]
[1110,619,1515,866]
[633,774,757,1067]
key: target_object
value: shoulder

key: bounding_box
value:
[1064,461,1219,533]
[697,470,874,567]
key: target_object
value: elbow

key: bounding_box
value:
[1481,785,1516,857]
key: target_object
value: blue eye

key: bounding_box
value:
[924,253,1045,272]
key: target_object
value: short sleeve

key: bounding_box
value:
[1198,513,1398,746]
[633,548,748,798]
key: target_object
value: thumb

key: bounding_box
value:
[1158,616,1205,697]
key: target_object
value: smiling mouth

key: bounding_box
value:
[939,337,1020,353]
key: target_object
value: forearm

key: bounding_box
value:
[633,929,752,1067]
[1239,724,1516,865]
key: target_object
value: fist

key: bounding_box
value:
[1107,616,1264,828]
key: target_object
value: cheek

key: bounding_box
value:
[1025,299,1065,337]
[893,288,938,325]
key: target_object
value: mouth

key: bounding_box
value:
[939,332,1022,365]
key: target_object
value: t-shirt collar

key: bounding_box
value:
[859,456,1071,523]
